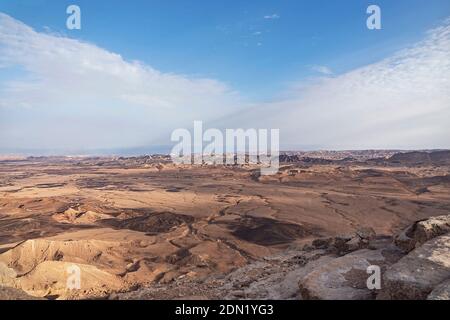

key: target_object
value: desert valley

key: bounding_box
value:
[0,150,450,300]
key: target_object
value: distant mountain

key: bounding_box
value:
[0,145,173,157]
[388,150,450,165]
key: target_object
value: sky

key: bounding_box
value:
[0,0,449,154]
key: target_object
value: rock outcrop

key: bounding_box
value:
[394,215,450,253]
[381,234,450,299]
[298,247,402,300]
[301,215,450,300]
[309,227,377,256]
[427,279,450,300]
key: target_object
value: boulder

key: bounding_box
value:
[299,248,402,300]
[394,224,416,252]
[311,227,376,256]
[332,227,375,255]
[356,227,377,240]
[381,234,450,300]
[415,215,450,245]
[311,238,333,250]
[395,215,450,253]
[427,279,450,300]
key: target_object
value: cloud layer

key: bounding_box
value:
[0,13,449,152]
[0,13,242,150]
[218,19,450,150]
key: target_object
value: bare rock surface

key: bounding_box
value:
[222,251,334,300]
[427,279,450,300]
[305,227,386,256]
[117,249,334,300]
[298,248,402,300]
[382,233,450,300]
[395,215,450,253]
[0,286,43,300]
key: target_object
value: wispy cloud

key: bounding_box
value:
[0,13,243,150]
[1,12,449,152]
[311,65,333,75]
[263,14,280,20]
[218,19,450,150]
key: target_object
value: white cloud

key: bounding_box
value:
[0,13,243,150]
[311,65,333,75]
[1,13,449,152]
[263,14,280,20]
[217,19,450,150]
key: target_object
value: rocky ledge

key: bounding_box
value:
[117,214,450,300]
[297,214,450,300]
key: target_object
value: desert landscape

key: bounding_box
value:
[0,150,450,300]
[1,0,449,307]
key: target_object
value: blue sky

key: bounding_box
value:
[1,0,449,100]
[0,1,450,153]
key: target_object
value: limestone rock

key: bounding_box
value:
[427,279,450,300]
[394,224,416,252]
[382,234,450,300]
[415,215,450,245]
[299,248,402,300]
[395,215,450,253]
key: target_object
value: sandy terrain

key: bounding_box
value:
[0,153,449,299]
